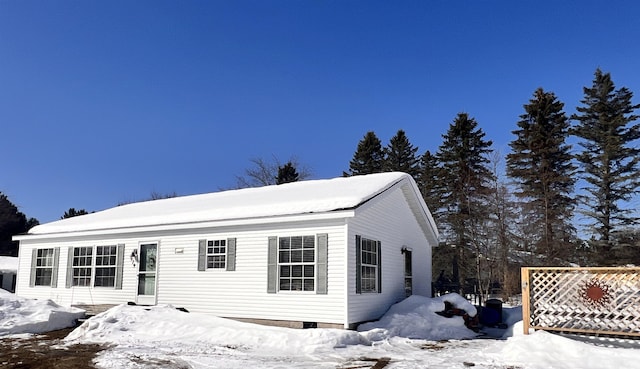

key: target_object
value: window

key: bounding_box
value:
[360,238,378,292]
[278,235,315,291]
[67,245,121,288]
[356,236,381,294]
[207,240,226,269]
[71,247,93,286]
[95,245,118,287]
[198,238,236,272]
[403,248,413,297]
[35,248,55,286]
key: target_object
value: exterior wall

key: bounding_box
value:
[16,238,139,305]
[156,220,348,325]
[346,184,433,326]
[16,219,350,326]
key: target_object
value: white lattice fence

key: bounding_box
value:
[522,267,640,337]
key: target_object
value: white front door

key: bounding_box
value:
[136,243,158,305]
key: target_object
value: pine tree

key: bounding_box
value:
[383,129,420,178]
[345,131,385,176]
[571,69,640,260]
[416,150,442,217]
[61,208,89,219]
[276,162,300,184]
[436,113,494,291]
[507,88,576,262]
[0,193,37,256]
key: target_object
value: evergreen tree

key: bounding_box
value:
[507,88,576,262]
[416,150,442,217]
[436,113,494,290]
[61,208,89,219]
[345,131,385,176]
[571,69,640,259]
[276,162,300,184]
[383,129,420,177]
[236,156,310,188]
[0,193,37,256]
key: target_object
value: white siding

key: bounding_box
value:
[157,220,347,324]
[16,238,137,305]
[346,184,434,324]
[16,219,349,326]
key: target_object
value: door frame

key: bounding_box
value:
[135,241,159,305]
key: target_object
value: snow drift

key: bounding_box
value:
[0,289,85,336]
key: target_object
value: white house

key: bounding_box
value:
[0,256,18,292]
[13,172,438,329]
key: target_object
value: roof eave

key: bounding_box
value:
[13,209,356,241]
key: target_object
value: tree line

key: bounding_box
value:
[343,68,640,299]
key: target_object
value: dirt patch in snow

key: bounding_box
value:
[0,327,107,369]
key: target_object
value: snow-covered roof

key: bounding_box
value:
[25,172,435,237]
[0,256,18,273]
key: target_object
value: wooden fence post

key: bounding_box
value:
[521,267,530,335]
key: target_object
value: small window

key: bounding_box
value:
[207,240,226,269]
[35,248,55,286]
[360,238,378,293]
[72,246,93,286]
[95,245,118,287]
[278,236,315,291]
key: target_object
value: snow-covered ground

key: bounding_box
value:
[2,290,640,369]
[0,289,84,335]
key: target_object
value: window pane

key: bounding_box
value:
[279,250,290,263]
[291,250,302,262]
[280,265,291,277]
[291,236,302,250]
[303,236,315,248]
[279,279,291,291]
[303,265,314,277]
[279,238,290,250]
[291,279,302,291]
[303,249,314,262]
[292,265,303,277]
[303,279,314,291]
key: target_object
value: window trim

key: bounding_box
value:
[206,239,227,269]
[65,245,123,289]
[267,234,328,295]
[31,248,58,287]
[356,235,382,294]
[70,246,93,287]
[94,245,118,287]
[198,238,236,272]
[277,235,316,292]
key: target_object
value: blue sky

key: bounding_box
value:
[2,1,639,224]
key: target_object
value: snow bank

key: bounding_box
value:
[0,256,18,273]
[66,304,367,354]
[358,294,478,341]
[492,330,640,369]
[0,290,85,336]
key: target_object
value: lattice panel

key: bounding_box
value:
[522,267,640,337]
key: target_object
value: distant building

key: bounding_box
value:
[13,172,438,329]
[0,256,18,292]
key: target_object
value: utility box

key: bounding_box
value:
[482,298,503,326]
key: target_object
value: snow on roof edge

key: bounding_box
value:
[25,172,418,236]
